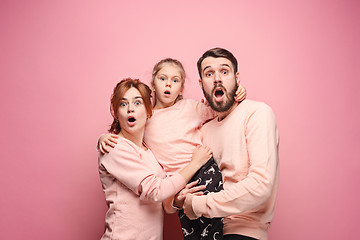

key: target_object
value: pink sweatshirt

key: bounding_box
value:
[144,99,215,175]
[189,99,280,240]
[98,137,186,240]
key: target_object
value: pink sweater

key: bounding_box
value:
[190,99,280,240]
[144,99,215,175]
[98,137,186,240]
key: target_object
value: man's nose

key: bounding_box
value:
[214,72,222,85]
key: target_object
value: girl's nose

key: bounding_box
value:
[165,79,172,87]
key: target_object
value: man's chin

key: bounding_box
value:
[209,100,234,113]
[204,90,235,112]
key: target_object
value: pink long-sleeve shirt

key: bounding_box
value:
[188,99,280,240]
[98,137,186,240]
[144,99,215,175]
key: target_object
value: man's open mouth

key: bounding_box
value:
[213,87,225,102]
[214,88,224,98]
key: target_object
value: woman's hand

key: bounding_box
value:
[98,133,119,154]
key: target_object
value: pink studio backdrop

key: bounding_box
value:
[1,1,359,239]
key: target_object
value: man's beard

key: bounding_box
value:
[202,83,237,113]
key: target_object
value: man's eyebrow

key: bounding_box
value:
[203,63,231,73]
[203,65,212,73]
[221,64,231,68]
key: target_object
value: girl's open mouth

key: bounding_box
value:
[164,90,171,96]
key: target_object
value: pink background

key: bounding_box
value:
[1,0,359,239]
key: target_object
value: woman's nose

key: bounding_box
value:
[127,103,134,113]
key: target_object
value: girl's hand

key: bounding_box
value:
[201,98,210,107]
[173,180,205,209]
[191,145,212,168]
[98,133,119,154]
[235,83,247,102]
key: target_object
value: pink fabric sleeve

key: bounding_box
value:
[139,172,185,202]
[101,141,186,202]
[162,196,179,214]
[191,105,279,218]
[194,101,216,123]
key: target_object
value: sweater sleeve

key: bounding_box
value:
[194,101,217,123]
[100,141,186,202]
[162,196,179,214]
[190,104,279,218]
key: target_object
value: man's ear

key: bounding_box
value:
[198,78,202,87]
[236,72,240,86]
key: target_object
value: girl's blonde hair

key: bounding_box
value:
[151,58,186,106]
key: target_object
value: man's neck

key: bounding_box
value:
[217,102,240,121]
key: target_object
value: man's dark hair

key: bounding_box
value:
[197,47,238,78]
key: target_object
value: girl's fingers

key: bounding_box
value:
[188,185,205,194]
[99,145,105,154]
[109,138,118,144]
[177,194,185,201]
[193,192,204,196]
[110,134,119,138]
[101,142,110,153]
[186,180,199,189]
[105,139,116,148]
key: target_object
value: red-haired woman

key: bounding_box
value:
[98,78,211,240]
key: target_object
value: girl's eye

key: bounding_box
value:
[160,77,165,81]
[173,79,179,83]
[134,101,142,106]
[120,102,127,107]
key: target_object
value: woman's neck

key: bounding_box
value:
[119,129,145,149]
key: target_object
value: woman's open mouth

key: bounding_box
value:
[127,116,136,126]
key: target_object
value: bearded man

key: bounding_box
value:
[182,48,280,240]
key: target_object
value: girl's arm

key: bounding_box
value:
[177,145,212,182]
[100,141,211,202]
[162,146,212,214]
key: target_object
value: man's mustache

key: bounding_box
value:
[212,84,227,94]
